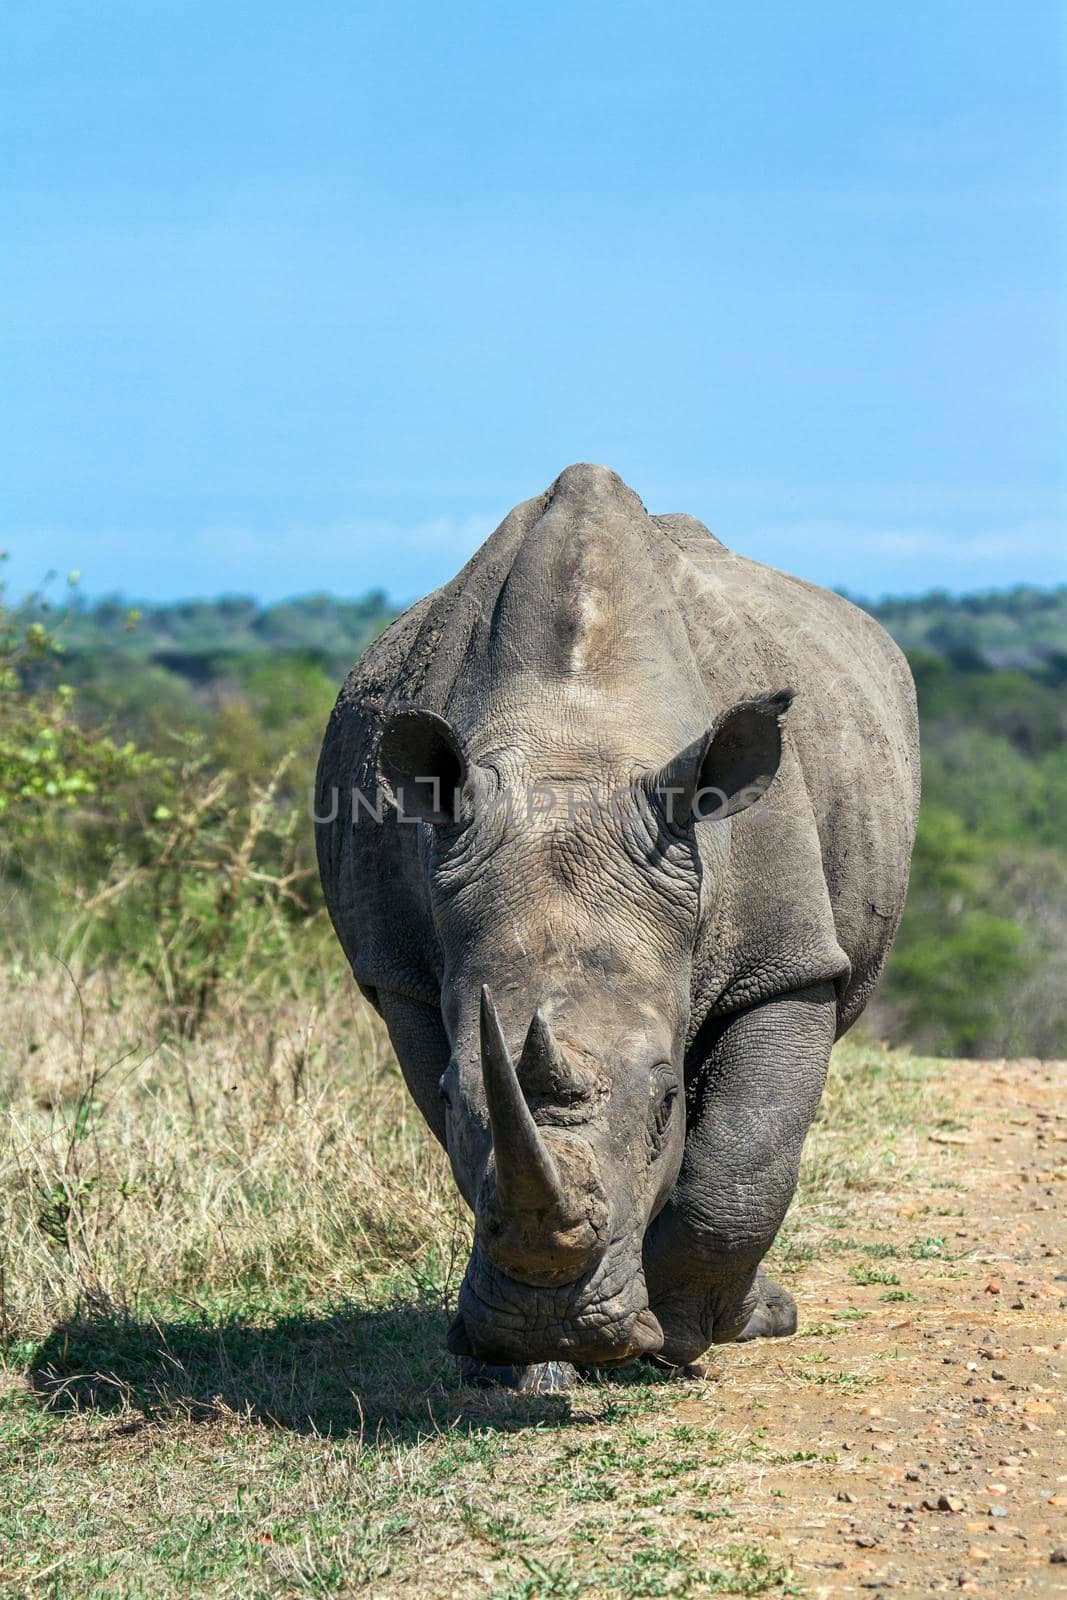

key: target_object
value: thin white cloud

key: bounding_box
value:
[750,519,1065,564]
[193,514,489,562]
[3,515,496,604]
[6,511,1063,607]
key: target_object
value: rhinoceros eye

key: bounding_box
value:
[650,1066,679,1148]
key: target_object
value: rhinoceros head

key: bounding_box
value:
[374,465,793,1367]
[377,691,791,1367]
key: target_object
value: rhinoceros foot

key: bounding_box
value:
[457,1357,577,1392]
[735,1272,797,1342]
[651,1266,798,1363]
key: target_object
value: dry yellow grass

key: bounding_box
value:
[1,962,464,1339]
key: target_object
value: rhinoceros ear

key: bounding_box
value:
[658,689,794,827]
[378,708,470,826]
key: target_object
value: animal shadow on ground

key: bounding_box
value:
[27,1298,670,1442]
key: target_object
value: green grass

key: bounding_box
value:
[0,1366,802,1598]
[846,1264,901,1287]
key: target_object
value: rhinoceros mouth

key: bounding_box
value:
[454,1243,663,1367]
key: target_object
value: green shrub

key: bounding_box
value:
[881,807,1033,1054]
[0,571,321,1035]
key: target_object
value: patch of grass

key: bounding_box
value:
[819,1235,901,1258]
[848,1264,902,1287]
[495,1541,799,1599]
[794,1368,875,1393]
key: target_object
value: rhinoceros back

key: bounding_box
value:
[652,512,919,1034]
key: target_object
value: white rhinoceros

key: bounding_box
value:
[316,464,919,1384]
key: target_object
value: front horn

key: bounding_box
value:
[479,986,567,1215]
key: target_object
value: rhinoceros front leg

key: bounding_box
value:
[376,988,452,1148]
[642,982,836,1367]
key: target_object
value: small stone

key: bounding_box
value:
[1050,1548,1067,1564]
[837,1490,857,1502]
[987,1505,1009,1518]
[905,1470,921,1482]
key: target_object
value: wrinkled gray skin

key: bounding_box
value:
[315,465,919,1382]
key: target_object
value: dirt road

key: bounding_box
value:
[695,1058,1066,1597]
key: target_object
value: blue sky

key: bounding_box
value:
[4,0,1065,606]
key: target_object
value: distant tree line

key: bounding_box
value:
[5,573,1066,1057]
